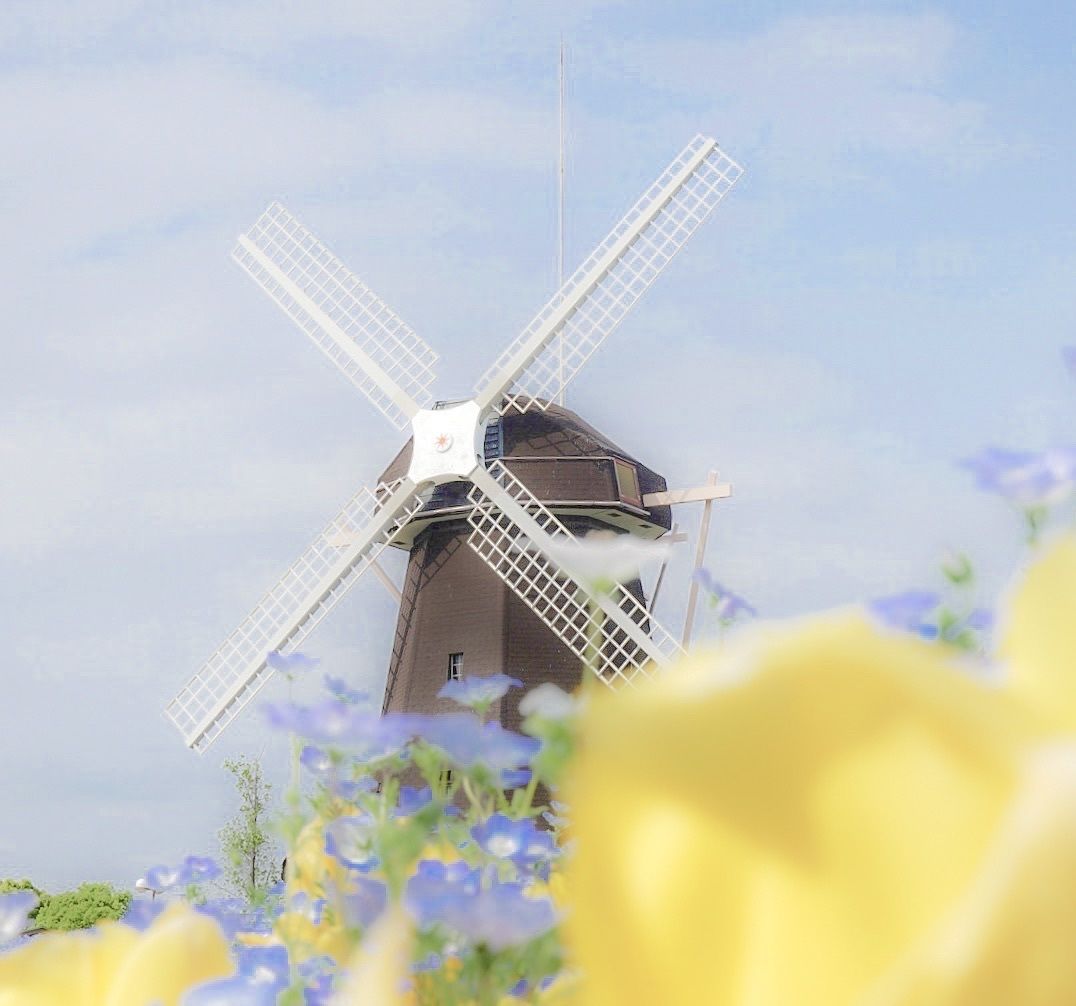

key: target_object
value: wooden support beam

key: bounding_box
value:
[326,532,402,602]
[682,470,720,648]
[648,523,678,615]
[643,483,731,507]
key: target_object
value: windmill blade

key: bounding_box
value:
[467,462,683,685]
[473,135,743,414]
[233,203,438,430]
[166,477,427,752]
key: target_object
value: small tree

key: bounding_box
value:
[34,882,129,931]
[218,755,279,898]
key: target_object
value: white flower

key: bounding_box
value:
[529,530,669,590]
[0,892,37,945]
[519,683,579,720]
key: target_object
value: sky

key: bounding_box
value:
[0,1,1073,892]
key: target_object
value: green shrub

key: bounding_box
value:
[0,878,49,920]
[34,882,130,931]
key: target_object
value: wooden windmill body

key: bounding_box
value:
[166,136,743,753]
[379,404,672,729]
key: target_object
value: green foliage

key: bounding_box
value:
[218,755,279,898]
[34,882,129,931]
[0,878,49,920]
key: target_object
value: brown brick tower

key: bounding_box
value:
[379,403,671,730]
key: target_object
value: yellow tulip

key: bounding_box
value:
[565,535,1076,1005]
[332,903,414,1005]
[0,901,232,1006]
[287,813,354,901]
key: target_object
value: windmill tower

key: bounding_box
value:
[166,136,743,752]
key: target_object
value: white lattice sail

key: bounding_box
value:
[474,136,743,414]
[467,463,683,686]
[234,202,438,429]
[166,479,427,751]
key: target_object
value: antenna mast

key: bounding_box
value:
[557,39,566,406]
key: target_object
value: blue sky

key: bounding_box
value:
[0,2,1073,891]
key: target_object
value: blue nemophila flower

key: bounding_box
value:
[694,569,757,621]
[471,814,557,869]
[959,446,1076,505]
[121,899,166,931]
[439,673,522,709]
[297,956,337,1005]
[264,700,418,759]
[868,590,941,638]
[237,944,290,984]
[0,891,37,945]
[333,778,377,802]
[324,815,378,872]
[206,899,271,938]
[510,976,558,998]
[500,768,532,789]
[395,785,432,817]
[300,745,378,799]
[284,892,325,925]
[300,744,334,775]
[264,699,357,743]
[416,713,541,774]
[185,944,287,1006]
[266,650,321,676]
[324,674,367,705]
[195,897,269,940]
[143,854,221,892]
[405,860,481,927]
[339,874,388,929]
[413,952,444,973]
[438,880,558,951]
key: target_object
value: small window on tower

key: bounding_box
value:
[447,652,464,682]
[614,459,643,508]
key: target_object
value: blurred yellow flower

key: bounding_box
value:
[333,904,414,1005]
[565,536,1076,1005]
[0,901,231,1006]
[287,813,354,901]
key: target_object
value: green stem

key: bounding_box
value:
[582,596,603,688]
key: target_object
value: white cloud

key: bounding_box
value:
[0,1,485,58]
[581,12,1010,182]
[0,63,553,266]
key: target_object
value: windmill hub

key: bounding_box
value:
[406,400,486,485]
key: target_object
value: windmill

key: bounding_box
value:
[166,135,743,752]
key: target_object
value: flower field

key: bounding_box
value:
[1,352,1074,1005]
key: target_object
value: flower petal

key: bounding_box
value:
[1000,535,1076,729]
[865,746,1076,1005]
[566,615,1035,1005]
[331,904,412,1005]
[105,902,232,1006]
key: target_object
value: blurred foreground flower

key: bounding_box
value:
[0,892,36,947]
[266,649,321,677]
[959,446,1076,507]
[142,855,221,893]
[0,901,231,1005]
[526,530,669,592]
[693,569,757,624]
[566,536,1076,1005]
[439,672,522,711]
